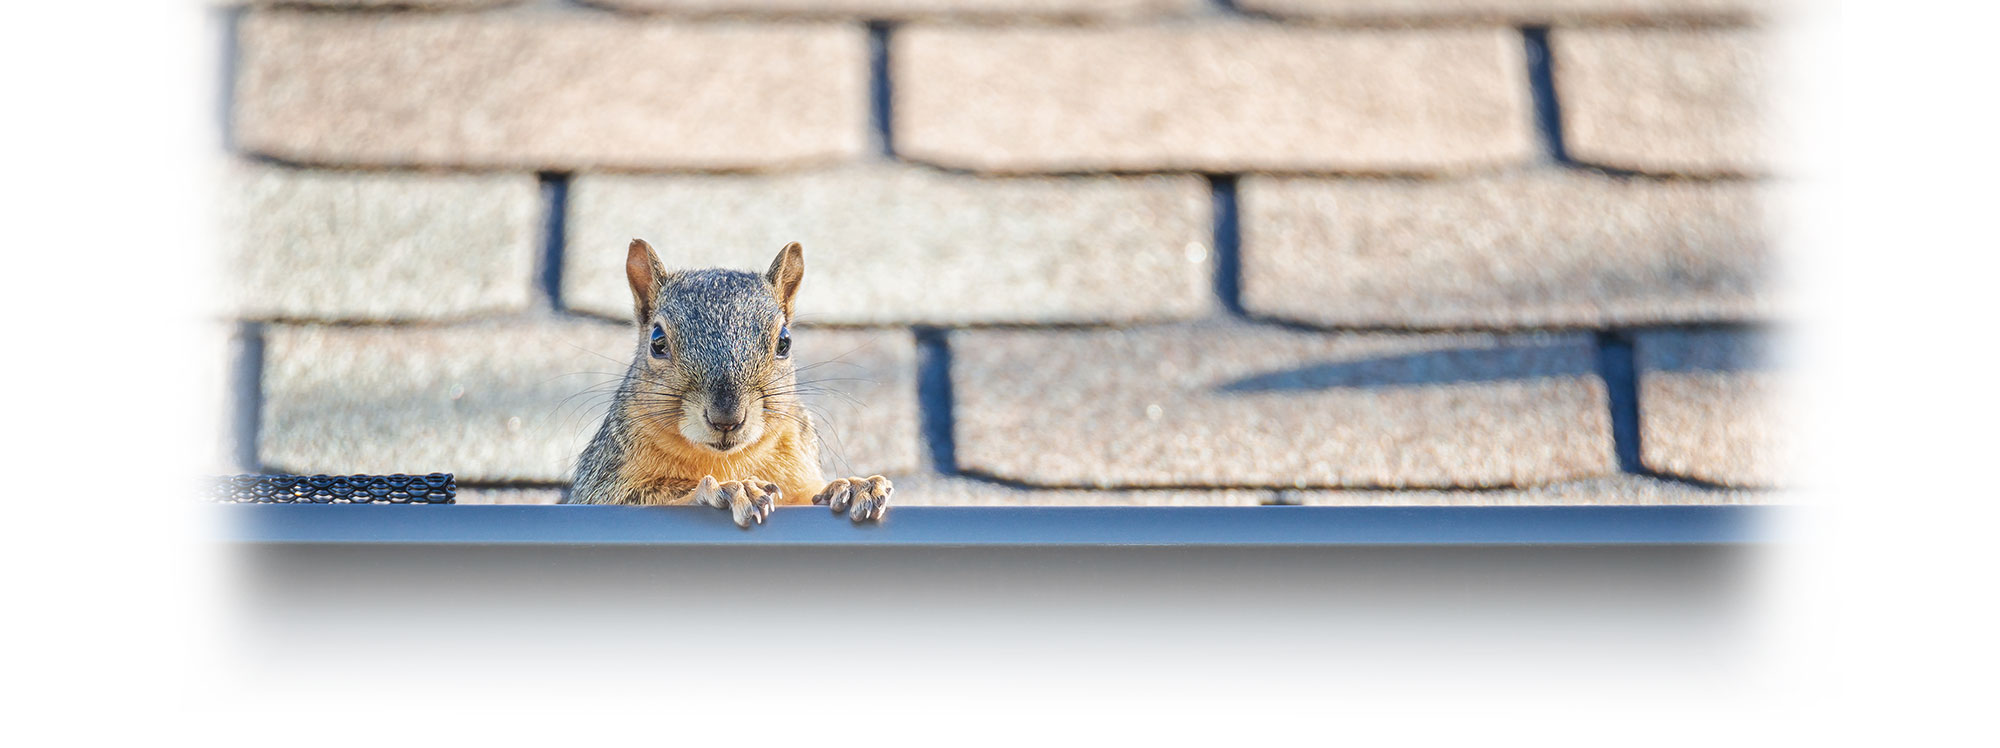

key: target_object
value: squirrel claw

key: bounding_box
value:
[813,476,892,523]
[694,476,779,528]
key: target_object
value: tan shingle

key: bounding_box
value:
[238,0,519,7]
[1635,328,1789,487]
[587,0,1200,19]
[223,164,542,323]
[1284,474,1770,506]
[950,323,1614,488]
[260,323,917,482]
[1554,29,1771,175]
[208,324,252,475]
[233,10,868,170]
[1236,0,1771,23]
[457,487,566,505]
[894,26,1535,174]
[790,329,924,480]
[1240,171,1771,329]
[887,473,1269,506]
[564,165,1213,325]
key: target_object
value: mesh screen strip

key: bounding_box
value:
[208,473,456,504]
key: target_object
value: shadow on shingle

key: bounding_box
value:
[1216,342,1591,393]
[1636,328,1776,374]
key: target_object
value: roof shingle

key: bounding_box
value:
[950,323,1615,489]
[1284,474,1768,505]
[885,473,1270,506]
[1240,171,1772,329]
[238,0,519,7]
[1237,0,1772,23]
[586,0,1201,19]
[1635,328,1789,487]
[1554,28,1771,176]
[234,10,869,170]
[893,26,1537,174]
[259,323,918,483]
[563,165,1214,325]
[218,1,1790,509]
[223,164,542,322]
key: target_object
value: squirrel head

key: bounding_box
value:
[622,238,806,455]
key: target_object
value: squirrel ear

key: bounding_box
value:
[626,238,666,325]
[766,242,804,322]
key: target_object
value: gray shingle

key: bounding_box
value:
[234,10,868,170]
[1240,171,1772,329]
[1236,0,1772,23]
[237,0,519,7]
[209,324,253,475]
[564,165,1213,325]
[586,0,1201,19]
[893,26,1535,174]
[1283,474,1770,505]
[1554,29,1772,176]
[457,487,566,505]
[887,473,1270,506]
[223,164,542,322]
[1635,328,1790,487]
[792,329,924,480]
[260,323,917,482]
[950,322,1615,488]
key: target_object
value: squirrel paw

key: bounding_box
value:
[693,476,779,528]
[812,475,892,523]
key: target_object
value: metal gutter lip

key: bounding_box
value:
[221,504,1771,546]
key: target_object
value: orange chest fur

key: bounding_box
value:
[617,425,821,505]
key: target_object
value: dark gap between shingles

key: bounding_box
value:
[232,321,266,473]
[537,172,569,314]
[868,22,896,158]
[1210,174,1245,317]
[914,327,957,474]
[215,5,242,153]
[1595,331,1645,474]
[1521,27,1571,165]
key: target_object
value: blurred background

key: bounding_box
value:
[211,0,1791,506]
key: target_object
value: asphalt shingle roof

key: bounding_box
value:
[219,0,1784,506]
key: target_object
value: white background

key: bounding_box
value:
[2,1,1993,743]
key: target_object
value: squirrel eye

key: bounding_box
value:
[649,324,668,359]
[775,326,791,359]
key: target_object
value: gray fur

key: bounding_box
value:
[566,265,802,506]
[655,269,784,402]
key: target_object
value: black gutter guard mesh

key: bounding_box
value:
[208,473,456,504]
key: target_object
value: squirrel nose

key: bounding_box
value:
[705,409,745,434]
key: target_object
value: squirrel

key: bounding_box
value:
[565,239,892,527]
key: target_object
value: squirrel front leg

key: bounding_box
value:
[689,476,779,528]
[811,475,893,523]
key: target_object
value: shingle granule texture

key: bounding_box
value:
[240,0,517,7]
[893,26,1535,174]
[950,323,1615,488]
[1554,29,1772,176]
[1240,171,1772,329]
[1283,474,1770,506]
[787,330,923,480]
[886,473,1269,506]
[587,0,1201,18]
[234,11,868,170]
[260,324,918,482]
[1635,328,1790,487]
[456,487,566,505]
[564,165,1213,325]
[1237,0,1772,23]
[222,164,541,322]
